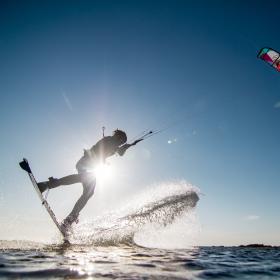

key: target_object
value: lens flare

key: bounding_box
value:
[94,163,114,182]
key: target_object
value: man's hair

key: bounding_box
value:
[113,129,127,143]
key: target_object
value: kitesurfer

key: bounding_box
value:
[37,129,139,233]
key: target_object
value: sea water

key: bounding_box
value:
[1,181,279,279]
[1,242,280,279]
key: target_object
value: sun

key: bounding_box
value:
[93,163,114,182]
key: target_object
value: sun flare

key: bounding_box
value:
[93,163,114,182]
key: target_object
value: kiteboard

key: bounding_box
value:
[19,158,69,242]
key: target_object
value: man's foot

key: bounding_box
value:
[60,220,72,235]
[37,177,59,193]
[37,182,48,193]
[60,215,79,235]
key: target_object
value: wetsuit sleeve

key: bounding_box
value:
[117,144,131,156]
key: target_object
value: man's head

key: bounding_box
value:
[113,129,127,146]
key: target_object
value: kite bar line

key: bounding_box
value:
[128,128,166,145]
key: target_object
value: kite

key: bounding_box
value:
[258,47,280,72]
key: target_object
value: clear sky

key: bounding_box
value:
[1,0,280,245]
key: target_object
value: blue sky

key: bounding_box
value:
[1,0,280,245]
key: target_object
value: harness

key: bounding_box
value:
[83,148,96,159]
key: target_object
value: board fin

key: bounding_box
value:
[19,158,32,173]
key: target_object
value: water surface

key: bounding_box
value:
[1,241,280,279]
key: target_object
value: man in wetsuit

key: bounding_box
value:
[38,129,138,232]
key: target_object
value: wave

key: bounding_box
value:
[0,181,200,250]
[71,180,200,247]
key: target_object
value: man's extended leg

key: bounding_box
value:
[37,174,83,193]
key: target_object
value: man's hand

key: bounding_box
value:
[117,144,131,156]
[117,138,143,156]
[131,139,143,146]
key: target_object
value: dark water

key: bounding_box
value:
[1,241,280,279]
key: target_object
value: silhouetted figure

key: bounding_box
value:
[38,129,137,233]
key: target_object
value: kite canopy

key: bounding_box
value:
[258,47,280,72]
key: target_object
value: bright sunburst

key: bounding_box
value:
[93,163,114,182]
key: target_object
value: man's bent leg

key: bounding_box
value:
[63,174,96,226]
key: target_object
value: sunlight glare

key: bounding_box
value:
[94,163,114,182]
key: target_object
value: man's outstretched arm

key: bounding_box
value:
[117,139,143,156]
